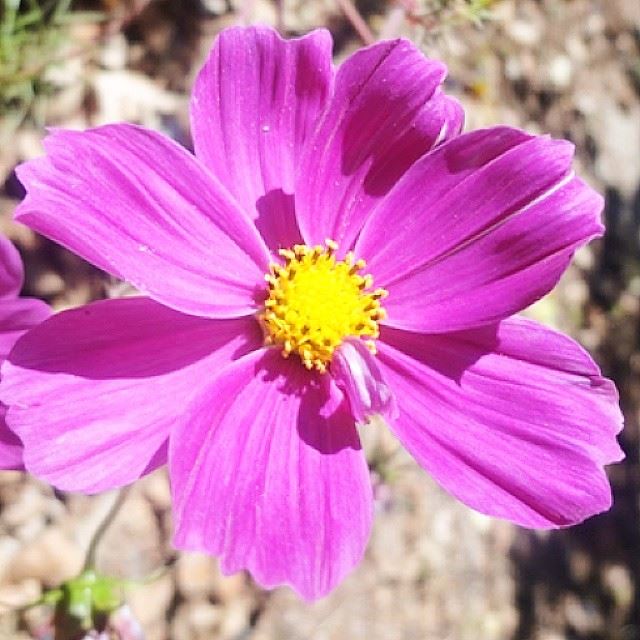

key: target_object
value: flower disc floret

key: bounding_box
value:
[260,240,387,372]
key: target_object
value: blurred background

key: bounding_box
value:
[0,0,638,638]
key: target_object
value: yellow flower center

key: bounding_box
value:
[260,240,387,373]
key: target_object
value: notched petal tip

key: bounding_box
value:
[221,23,334,45]
[574,175,606,236]
[191,23,334,252]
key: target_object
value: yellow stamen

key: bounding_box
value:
[259,240,387,373]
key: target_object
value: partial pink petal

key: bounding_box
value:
[191,26,333,250]
[296,39,463,251]
[356,127,603,332]
[0,296,51,470]
[0,297,51,360]
[15,125,271,319]
[171,348,372,600]
[109,605,145,640]
[0,405,22,470]
[377,318,623,528]
[0,297,263,492]
[332,339,397,423]
[0,235,24,299]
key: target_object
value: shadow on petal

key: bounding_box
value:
[380,323,500,383]
[5,298,262,380]
[253,348,362,455]
[255,189,302,252]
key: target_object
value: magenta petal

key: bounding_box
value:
[377,317,623,528]
[0,296,51,361]
[332,339,397,423]
[15,125,271,319]
[296,38,463,251]
[191,26,333,250]
[171,348,372,600]
[0,235,24,299]
[0,405,23,470]
[0,296,50,470]
[356,127,603,332]
[0,297,263,492]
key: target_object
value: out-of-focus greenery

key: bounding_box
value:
[402,0,499,32]
[0,0,101,136]
[461,0,496,23]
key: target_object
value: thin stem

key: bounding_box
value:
[335,0,375,45]
[83,486,130,572]
[1,0,21,57]
[275,0,285,34]
[53,0,73,22]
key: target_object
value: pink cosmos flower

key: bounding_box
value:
[1,27,623,599]
[0,233,50,469]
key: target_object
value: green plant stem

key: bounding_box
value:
[336,0,375,44]
[83,487,131,572]
[52,0,72,21]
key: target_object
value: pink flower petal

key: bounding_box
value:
[0,405,23,470]
[377,317,623,528]
[356,126,603,332]
[0,297,263,492]
[15,125,271,319]
[171,348,372,600]
[0,296,50,470]
[296,38,463,251]
[109,605,145,640]
[332,339,397,423]
[0,235,24,299]
[191,26,333,250]
[0,296,51,361]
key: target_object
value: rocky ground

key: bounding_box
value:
[0,0,638,638]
